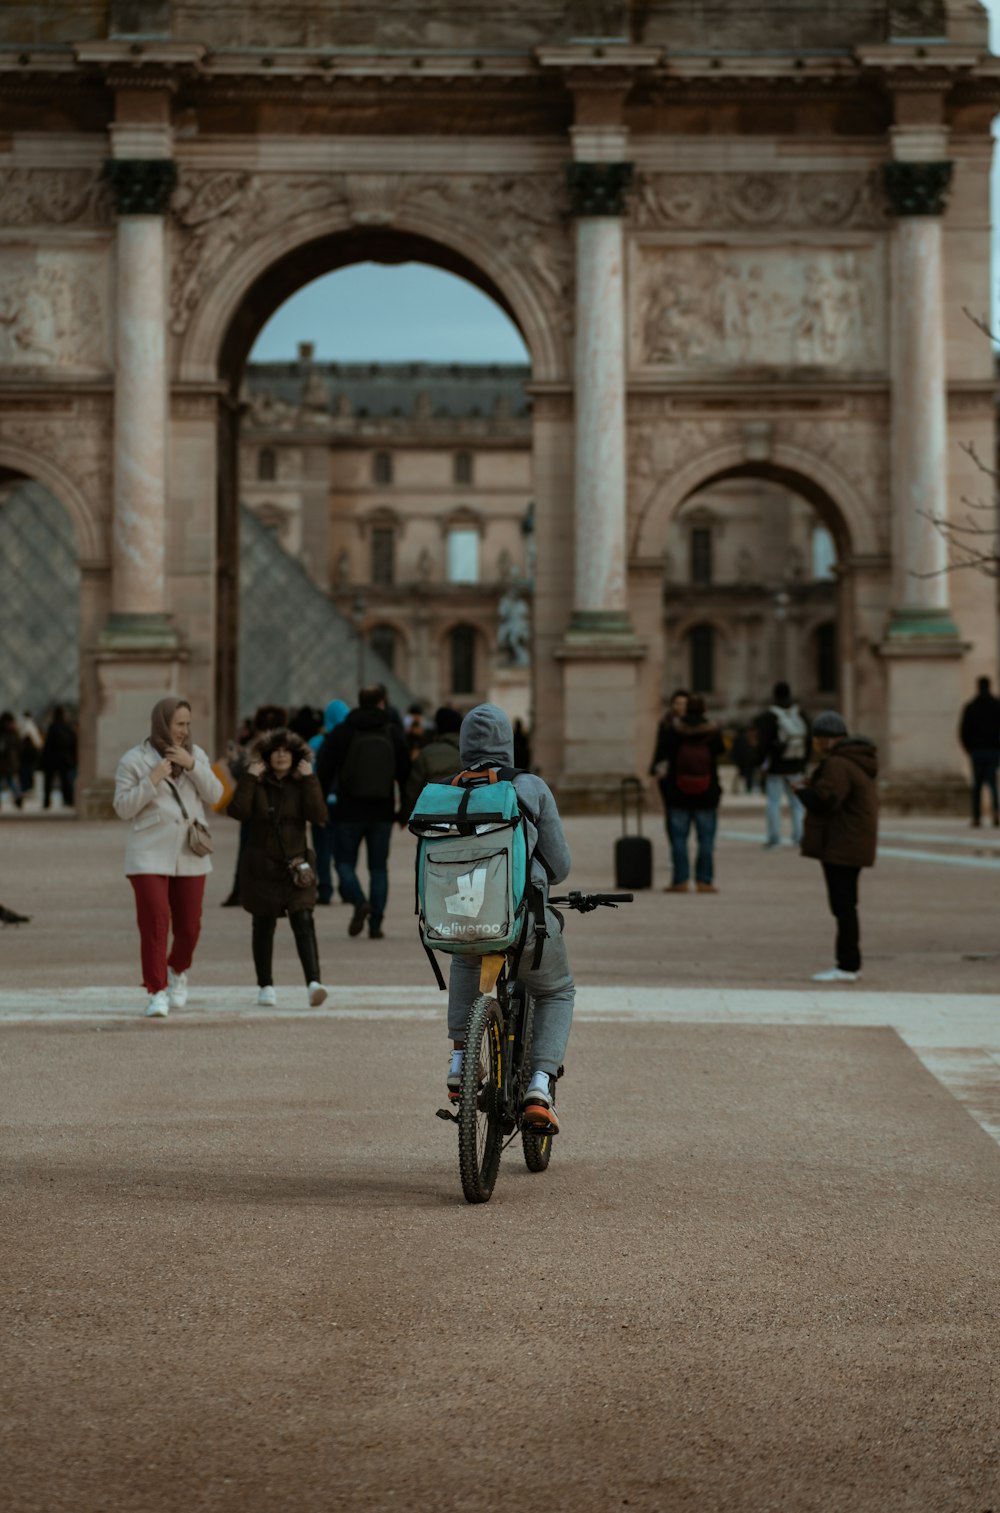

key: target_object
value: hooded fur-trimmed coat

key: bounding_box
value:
[227,733,328,915]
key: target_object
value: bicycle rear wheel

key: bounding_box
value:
[457,993,504,1204]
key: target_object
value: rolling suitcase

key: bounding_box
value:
[615,777,653,890]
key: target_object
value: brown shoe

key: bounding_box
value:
[663,883,690,893]
[696,883,719,894]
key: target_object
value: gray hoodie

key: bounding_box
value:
[459,704,571,900]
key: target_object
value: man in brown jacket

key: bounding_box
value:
[794,710,878,983]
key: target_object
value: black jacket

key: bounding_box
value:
[651,717,724,812]
[959,693,1000,753]
[228,768,328,915]
[316,707,411,824]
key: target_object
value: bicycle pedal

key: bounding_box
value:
[435,1107,459,1124]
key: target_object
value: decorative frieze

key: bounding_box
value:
[0,169,113,228]
[567,162,633,217]
[882,161,953,217]
[633,243,884,372]
[632,171,889,231]
[102,158,178,216]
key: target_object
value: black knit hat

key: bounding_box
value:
[812,710,848,738]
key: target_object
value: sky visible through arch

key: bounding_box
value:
[250,262,530,365]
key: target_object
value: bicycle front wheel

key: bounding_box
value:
[457,993,504,1204]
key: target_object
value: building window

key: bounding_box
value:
[454,452,473,485]
[812,526,837,582]
[689,623,715,694]
[816,622,837,693]
[689,527,713,585]
[450,624,477,695]
[369,623,397,675]
[258,447,276,482]
[447,527,480,584]
[373,450,393,485]
[371,526,395,586]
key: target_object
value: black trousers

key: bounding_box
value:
[252,910,320,986]
[822,863,861,973]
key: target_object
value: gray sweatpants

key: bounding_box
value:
[446,907,575,1077]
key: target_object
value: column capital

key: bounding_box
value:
[567,161,633,217]
[882,160,953,217]
[102,157,177,215]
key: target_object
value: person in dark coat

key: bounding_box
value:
[316,685,411,941]
[958,676,1000,827]
[795,710,879,984]
[40,705,77,809]
[227,728,329,1007]
[756,681,810,848]
[0,711,23,809]
[399,706,463,822]
[653,694,724,894]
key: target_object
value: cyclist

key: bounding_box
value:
[446,703,573,1134]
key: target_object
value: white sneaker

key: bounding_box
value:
[145,990,170,1018]
[257,985,277,1007]
[308,981,328,1007]
[167,968,188,1009]
[811,967,861,983]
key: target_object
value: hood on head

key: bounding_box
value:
[460,703,514,769]
[324,698,349,732]
[832,735,879,778]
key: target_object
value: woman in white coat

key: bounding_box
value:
[114,697,223,1017]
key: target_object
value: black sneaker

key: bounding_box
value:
[348,903,370,937]
[369,925,384,940]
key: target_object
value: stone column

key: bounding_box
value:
[102,157,178,641]
[81,157,188,813]
[555,160,645,808]
[567,160,632,635]
[884,160,956,636]
[880,158,966,789]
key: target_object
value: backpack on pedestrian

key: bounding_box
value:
[772,704,808,764]
[674,737,713,797]
[408,767,545,989]
[338,726,397,801]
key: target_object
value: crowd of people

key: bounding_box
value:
[0,706,77,810]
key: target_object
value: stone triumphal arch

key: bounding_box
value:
[0,1,997,810]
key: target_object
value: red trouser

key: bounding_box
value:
[128,874,207,993]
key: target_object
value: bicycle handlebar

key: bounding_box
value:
[549,891,634,912]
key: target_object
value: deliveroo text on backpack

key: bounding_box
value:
[409,772,531,958]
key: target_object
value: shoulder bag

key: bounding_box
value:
[166,778,214,857]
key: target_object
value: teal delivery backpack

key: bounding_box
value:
[409,767,545,988]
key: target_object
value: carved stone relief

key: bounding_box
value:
[0,169,113,228]
[632,172,889,231]
[633,244,884,373]
[169,168,573,343]
[0,247,110,370]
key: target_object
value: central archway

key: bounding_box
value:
[199,222,553,748]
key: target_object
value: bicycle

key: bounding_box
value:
[435,891,634,1204]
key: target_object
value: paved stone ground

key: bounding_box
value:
[2,803,999,1511]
